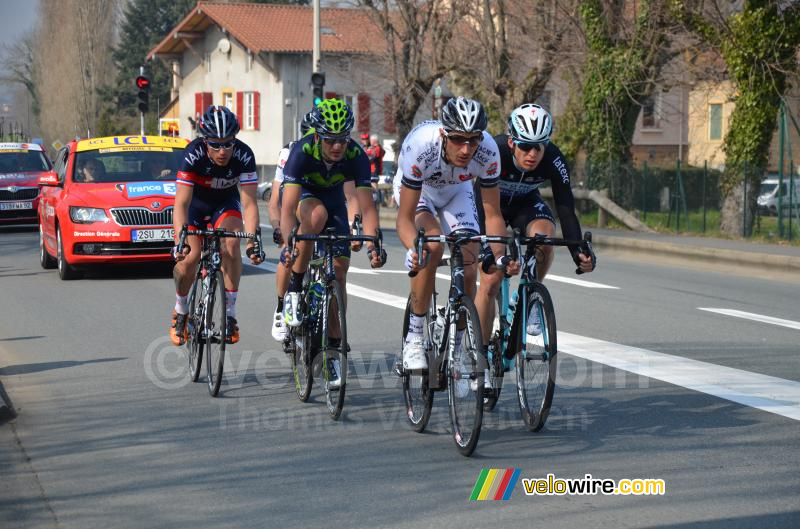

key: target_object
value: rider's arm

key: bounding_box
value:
[478,185,507,256]
[548,148,584,259]
[344,180,359,226]
[240,185,260,249]
[173,174,194,241]
[280,184,301,240]
[397,184,421,250]
[268,148,289,229]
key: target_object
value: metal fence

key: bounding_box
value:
[580,159,797,241]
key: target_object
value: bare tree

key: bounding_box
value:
[451,0,579,130]
[1,32,39,122]
[359,0,468,144]
[33,0,119,146]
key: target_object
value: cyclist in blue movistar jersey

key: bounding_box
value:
[279,99,385,351]
[170,105,265,346]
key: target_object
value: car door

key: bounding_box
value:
[41,147,69,247]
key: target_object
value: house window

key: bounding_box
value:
[709,103,723,140]
[238,91,260,131]
[642,92,660,129]
[222,90,234,112]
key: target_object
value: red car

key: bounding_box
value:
[0,142,52,225]
[38,135,189,279]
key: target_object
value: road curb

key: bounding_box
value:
[593,234,800,273]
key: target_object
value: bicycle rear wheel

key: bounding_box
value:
[448,296,485,457]
[322,279,347,420]
[205,271,227,397]
[401,295,433,433]
[515,282,557,432]
[484,290,508,412]
[186,274,204,383]
[288,294,314,402]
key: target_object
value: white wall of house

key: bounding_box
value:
[178,26,284,170]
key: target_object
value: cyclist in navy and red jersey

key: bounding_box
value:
[170,105,265,346]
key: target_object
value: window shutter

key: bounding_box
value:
[384,94,396,134]
[253,92,260,130]
[195,92,203,116]
[236,92,244,127]
[202,92,213,112]
[357,93,370,132]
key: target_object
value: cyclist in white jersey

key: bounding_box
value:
[394,97,517,370]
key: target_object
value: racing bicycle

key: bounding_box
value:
[284,226,384,420]
[176,225,260,397]
[484,230,595,432]
[400,229,517,457]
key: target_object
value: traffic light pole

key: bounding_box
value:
[313,0,320,73]
[140,66,145,135]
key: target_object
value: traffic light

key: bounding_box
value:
[311,72,325,106]
[136,75,151,113]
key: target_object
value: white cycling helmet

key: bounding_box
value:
[440,96,488,133]
[508,103,552,144]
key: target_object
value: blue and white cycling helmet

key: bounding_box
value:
[198,105,240,139]
[508,103,552,144]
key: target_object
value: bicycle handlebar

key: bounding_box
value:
[175,224,256,255]
[408,228,519,278]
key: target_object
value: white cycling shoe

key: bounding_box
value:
[283,292,303,328]
[271,307,287,341]
[402,335,428,370]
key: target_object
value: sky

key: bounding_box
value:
[0,0,38,49]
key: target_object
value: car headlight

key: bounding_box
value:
[69,206,109,223]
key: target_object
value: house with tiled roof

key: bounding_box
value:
[147,2,407,177]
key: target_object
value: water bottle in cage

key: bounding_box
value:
[432,307,446,345]
[307,282,325,321]
[507,291,518,325]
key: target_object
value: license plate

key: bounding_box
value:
[132,228,174,242]
[0,201,33,210]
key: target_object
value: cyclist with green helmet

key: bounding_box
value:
[279,98,386,340]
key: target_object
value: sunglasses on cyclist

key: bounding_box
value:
[319,134,350,145]
[514,140,548,153]
[206,139,236,151]
[445,132,483,146]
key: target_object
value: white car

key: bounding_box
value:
[257,180,272,201]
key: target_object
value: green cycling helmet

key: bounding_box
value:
[311,98,355,136]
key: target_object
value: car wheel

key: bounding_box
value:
[57,225,80,280]
[39,224,57,269]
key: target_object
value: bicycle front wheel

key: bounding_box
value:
[289,302,314,402]
[205,271,227,397]
[186,274,204,383]
[401,295,433,433]
[484,290,508,412]
[514,282,557,432]
[322,279,347,420]
[448,296,485,457]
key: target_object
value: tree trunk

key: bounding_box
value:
[719,179,758,237]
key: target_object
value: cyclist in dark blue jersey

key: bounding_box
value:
[170,105,264,346]
[474,103,594,343]
[279,99,385,335]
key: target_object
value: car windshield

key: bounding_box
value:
[759,183,777,196]
[73,149,184,183]
[0,150,51,173]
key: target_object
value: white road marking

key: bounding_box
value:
[248,259,800,421]
[545,274,619,289]
[698,308,800,331]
